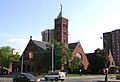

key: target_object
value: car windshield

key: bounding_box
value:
[54,72,59,75]
[48,72,59,75]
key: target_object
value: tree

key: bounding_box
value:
[44,45,52,71]
[90,48,106,74]
[68,56,82,73]
[45,41,72,71]
[62,48,72,72]
[54,42,64,69]
[0,46,20,68]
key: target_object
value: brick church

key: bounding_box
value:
[41,6,89,70]
[12,6,115,74]
[41,6,89,71]
[12,7,89,73]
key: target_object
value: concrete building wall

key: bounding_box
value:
[41,29,54,42]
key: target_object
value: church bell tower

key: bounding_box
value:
[54,5,68,47]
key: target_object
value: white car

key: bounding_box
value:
[44,72,66,81]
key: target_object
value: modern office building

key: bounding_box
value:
[103,29,120,70]
[41,29,54,42]
[103,32,112,53]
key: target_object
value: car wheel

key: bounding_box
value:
[45,77,48,81]
[51,79,53,81]
[55,78,58,81]
[61,79,64,81]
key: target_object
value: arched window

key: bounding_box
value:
[29,51,33,59]
[76,53,82,59]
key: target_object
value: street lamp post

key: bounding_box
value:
[21,54,23,73]
[100,37,108,82]
[51,44,54,72]
[79,69,82,76]
[105,68,108,82]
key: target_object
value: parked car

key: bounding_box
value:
[44,71,66,81]
[13,73,40,82]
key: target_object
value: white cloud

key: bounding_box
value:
[9,38,29,43]
[8,38,29,53]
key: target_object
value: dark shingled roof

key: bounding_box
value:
[68,42,78,50]
[32,40,48,50]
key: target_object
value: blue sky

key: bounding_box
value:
[0,0,120,53]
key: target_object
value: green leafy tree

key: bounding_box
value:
[45,41,72,71]
[0,46,20,68]
[68,56,82,73]
[61,48,72,71]
[45,45,52,70]
[54,42,63,69]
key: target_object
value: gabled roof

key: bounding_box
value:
[32,40,48,50]
[68,42,78,50]
[69,41,89,70]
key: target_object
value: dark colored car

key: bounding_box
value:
[13,73,40,82]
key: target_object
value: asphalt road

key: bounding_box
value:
[41,75,118,82]
[0,77,99,82]
[0,75,119,82]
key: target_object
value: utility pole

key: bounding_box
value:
[52,44,54,72]
[21,54,23,73]
[100,37,108,82]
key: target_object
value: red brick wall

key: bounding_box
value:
[54,18,68,47]
[72,42,89,70]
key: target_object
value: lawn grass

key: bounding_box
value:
[67,74,116,78]
[67,74,80,77]
[67,74,103,77]
[37,73,116,78]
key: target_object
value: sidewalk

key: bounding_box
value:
[66,74,120,82]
